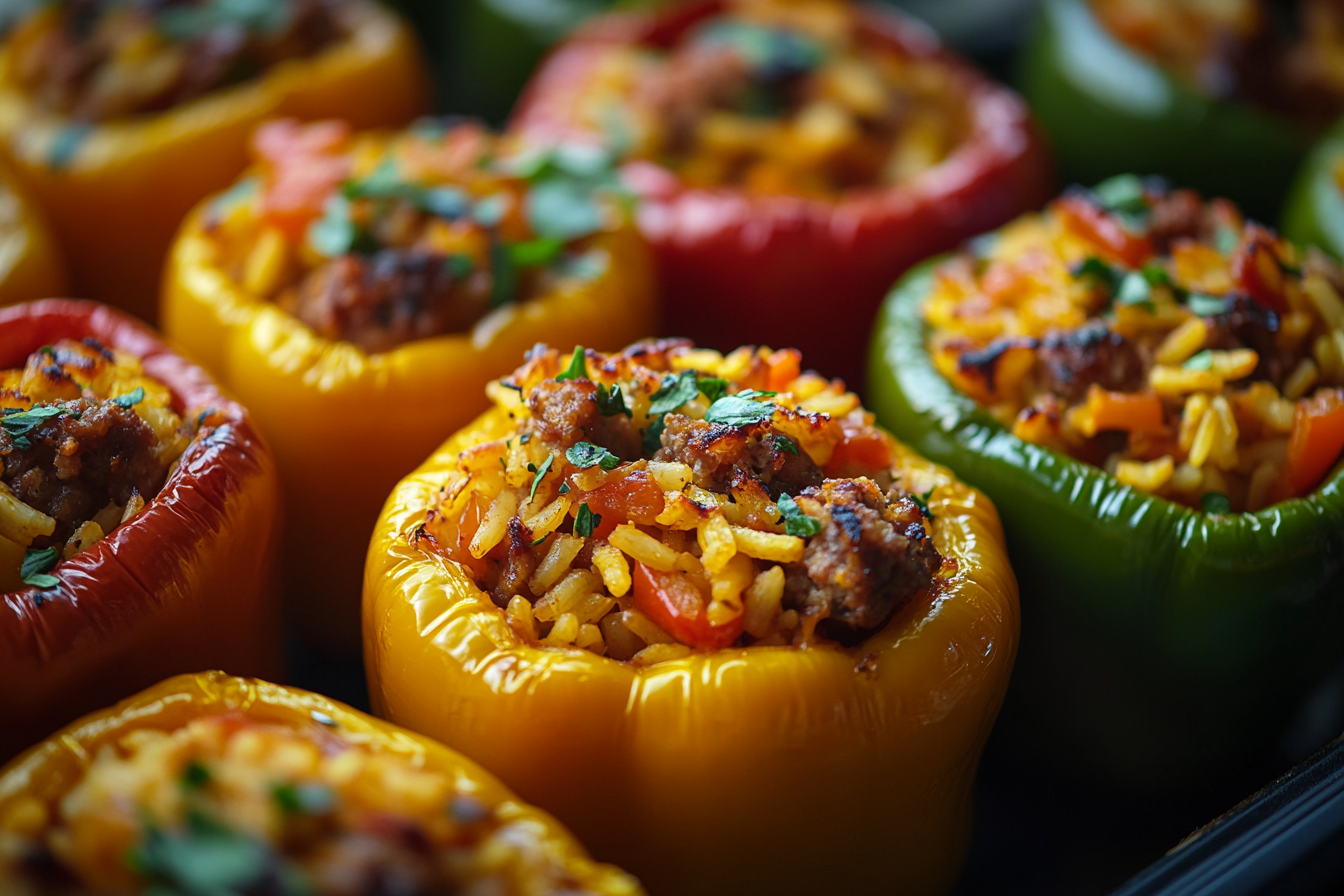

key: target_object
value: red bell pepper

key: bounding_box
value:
[632,561,742,650]
[510,0,1053,388]
[0,300,284,759]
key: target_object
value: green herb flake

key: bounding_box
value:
[558,482,571,495]
[273,783,336,816]
[773,434,799,455]
[574,503,601,538]
[526,178,603,242]
[3,404,67,450]
[1114,271,1155,312]
[528,453,554,503]
[488,234,519,308]
[704,394,776,427]
[129,813,279,896]
[1072,256,1120,290]
[909,488,937,521]
[566,442,621,471]
[1214,226,1241,256]
[20,547,60,588]
[112,387,145,408]
[47,123,91,170]
[642,415,666,454]
[446,253,474,279]
[1183,350,1214,371]
[1200,492,1232,514]
[555,347,588,382]
[307,194,359,258]
[180,761,212,790]
[596,383,631,417]
[1141,262,1173,287]
[1092,174,1151,231]
[509,237,565,269]
[649,371,700,416]
[696,377,730,403]
[1188,294,1229,317]
[531,534,549,546]
[777,494,822,538]
[519,433,532,444]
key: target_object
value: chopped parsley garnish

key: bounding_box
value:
[777,494,821,538]
[596,383,631,417]
[272,783,336,816]
[112,387,145,408]
[1113,271,1155,312]
[180,761,212,790]
[1091,174,1151,231]
[649,370,701,416]
[1214,226,1240,256]
[566,442,621,471]
[531,534,549,546]
[528,453,554,503]
[129,812,300,896]
[910,488,937,521]
[445,253,474,279]
[1200,492,1232,514]
[519,433,532,444]
[555,347,588,382]
[1187,294,1228,316]
[20,547,60,589]
[773,434,799,455]
[574,503,601,538]
[1072,255,1121,291]
[642,415,666,454]
[509,237,565,269]
[308,194,375,258]
[696,377,730,403]
[704,393,776,426]
[2,405,67,450]
[526,178,604,242]
[488,234,519,308]
[697,20,825,82]
[1183,350,1214,371]
[558,482,571,495]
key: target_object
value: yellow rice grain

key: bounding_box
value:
[710,551,755,610]
[0,482,56,546]
[1151,366,1224,397]
[799,389,860,416]
[62,520,103,559]
[1246,461,1281,513]
[620,609,675,645]
[600,614,644,661]
[533,569,602,622]
[1115,456,1174,493]
[1207,349,1259,382]
[647,461,693,491]
[1210,396,1240,471]
[1283,359,1321,401]
[569,592,616,625]
[706,599,745,627]
[120,492,146,524]
[1315,332,1344,385]
[697,512,737,574]
[1188,409,1218,468]
[731,527,805,563]
[742,565,786,638]
[1278,312,1316,353]
[1154,317,1208,366]
[523,495,571,540]
[609,523,682,571]
[1170,462,1203,497]
[575,623,606,656]
[243,227,289,297]
[1304,273,1344,330]
[541,612,579,646]
[630,643,692,666]
[528,533,583,594]
[778,609,800,631]
[468,489,517,559]
[1178,393,1212,451]
[590,540,631,596]
[506,596,537,642]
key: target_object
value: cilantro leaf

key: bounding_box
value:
[1114,271,1155,312]
[308,195,366,258]
[574,503,601,538]
[129,812,293,896]
[704,394,776,426]
[773,434,799,455]
[1200,492,1232,514]
[488,234,519,308]
[1187,294,1228,316]
[20,547,60,589]
[596,383,631,417]
[696,377,730,403]
[273,782,335,816]
[180,761,212,790]
[649,371,700,416]
[558,482,571,495]
[528,453,554,503]
[1141,262,1173,287]
[446,253,474,279]
[1092,174,1151,231]
[3,405,67,450]
[1214,226,1240,256]
[777,494,822,538]
[555,347,587,382]
[642,415,666,454]
[420,186,470,220]
[909,488,937,520]
[1072,256,1120,291]
[566,442,621,471]
[509,237,565,269]
[526,178,603,242]
[112,387,145,408]
[1183,350,1214,371]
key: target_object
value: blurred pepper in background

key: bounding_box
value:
[0,160,63,306]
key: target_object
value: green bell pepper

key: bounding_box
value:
[868,259,1344,792]
[1283,120,1344,261]
[1020,0,1312,221]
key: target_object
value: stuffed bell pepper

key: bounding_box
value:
[365,340,1019,896]
[0,671,643,895]
[164,119,657,654]
[0,163,63,307]
[1284,118,1344,261]
[869,176,1344,791]
[1022,0,1344,219]
[509,0,1052,387]
[0,300,283,761]
[0,0,430,322]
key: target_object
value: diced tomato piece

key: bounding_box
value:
[427,496,492,578]
[252,119,350,166]
[766,349,802,392]
[1231,225,1291,313]
[1056,194,1154,269]
[632,563,742,650]
[827,416,892,475]
[581,470,666,525]
[1282,389,1344,498]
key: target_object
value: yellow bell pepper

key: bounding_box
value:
[163,123,659,655]
[364,382,1019,896]
[0,1,430,323]
[0,671,644,895]
[0,162,64,306]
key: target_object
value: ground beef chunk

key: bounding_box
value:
[493,517,537,606]
[654,414,822,498]
[1036,322,1145,401]
[1145,187,1211,251]
[1,399,168,548]
[525,379,642,459]
[782,479,941,636]
[281,250,487,354]
[1203,293,1290,385]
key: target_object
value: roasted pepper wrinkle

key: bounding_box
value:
[509,0,1053,389]
[0,671,643,896]
[0,1,430,322]
[0,300,284,761]
[869,259,1344,792]
[364,404,1019,896]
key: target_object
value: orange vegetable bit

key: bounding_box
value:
[1282,389,1344,498]
[827,416,894,475]
[581,471,667,527]
[1085,385,1166,434]
[1231,224,1292,313]
[766,349,803,393]
[1056,193,1155,269]
[254,119,353,237]
[632,562,742,650]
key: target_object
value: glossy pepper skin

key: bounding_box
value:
[1283,119,1344,260]
[0,671,643,896]
[1020,0,1311,222]
[868,260,1344,792]
[0,163,64,307]
[0,3,430,323]
[364,405,1019,896]
[0,301,284,761]
[164,208,658,656]
[509,0,1053,389]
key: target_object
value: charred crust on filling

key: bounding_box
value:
[525,379,642,458]
[1204,292,1287,384]
[782,479,941,639]
[653,413,822,499]
[1035,321,1145,401]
